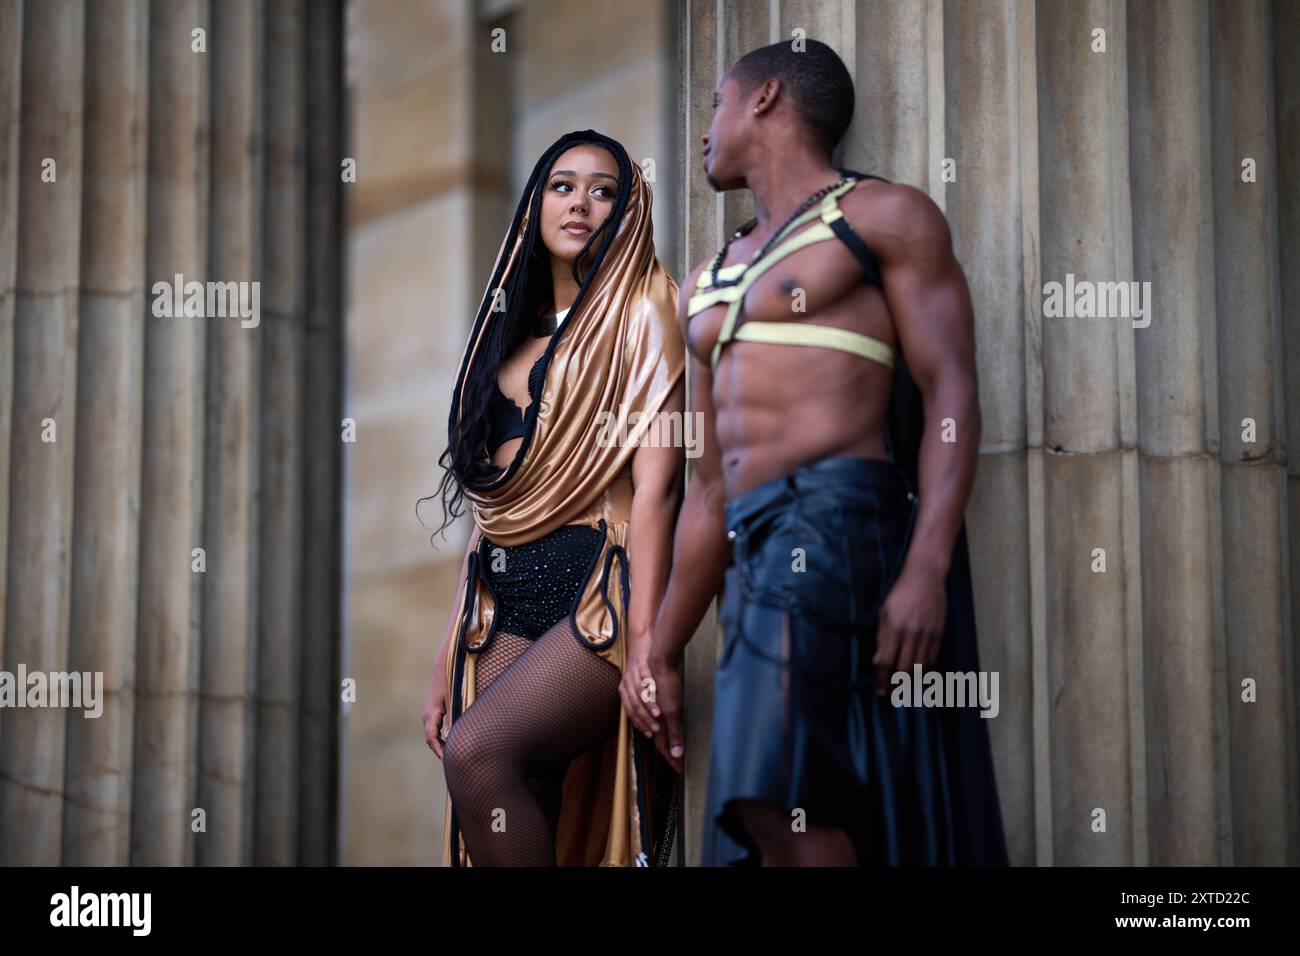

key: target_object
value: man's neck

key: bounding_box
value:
[743,148,842,230]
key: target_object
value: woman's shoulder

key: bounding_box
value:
[627,271,687,363]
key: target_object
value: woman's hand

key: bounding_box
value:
[619,635,662,740]
[423,661,450,759]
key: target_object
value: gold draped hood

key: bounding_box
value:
[449,132,683,545]
[441,130,684,867]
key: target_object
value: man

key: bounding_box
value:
[618,39,1007,865]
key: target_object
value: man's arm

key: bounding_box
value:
[624,376,687,651]
[851,184,981,695]
[616,376,686,753]
[650,264,730,663]
[635,262,730,771]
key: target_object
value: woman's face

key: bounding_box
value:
[538,144,620,264]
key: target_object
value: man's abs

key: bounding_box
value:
[711,335,896,500]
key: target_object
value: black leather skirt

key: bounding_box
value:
[701,456,1008,866]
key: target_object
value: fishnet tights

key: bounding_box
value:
[444,621,622,866]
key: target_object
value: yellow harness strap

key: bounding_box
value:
[688,178,896,374]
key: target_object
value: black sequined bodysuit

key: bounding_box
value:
[481,525,604,640]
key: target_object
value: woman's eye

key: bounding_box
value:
[551,180,571,192]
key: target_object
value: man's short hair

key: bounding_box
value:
[729,39,855,156]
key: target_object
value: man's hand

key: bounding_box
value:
[873,564,947,698]
[648,645,685,773]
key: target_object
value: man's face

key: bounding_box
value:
[701,74,748,190]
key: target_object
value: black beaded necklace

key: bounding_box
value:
[705,174,856,288]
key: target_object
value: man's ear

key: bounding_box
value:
[753,77,781,115]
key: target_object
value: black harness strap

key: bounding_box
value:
[829,215,884,288]
[831,169,891,289]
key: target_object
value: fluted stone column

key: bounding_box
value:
[0,0,344,867]
[199,0,262,867]
[1210,0,1295,867]
[255,0,307,866]
[0,0,85,866]
[1038,0,1143,867]
[943,0,1036,868]
[0,0,21,702]
[676,0,726,868]
[132,0,211,867]
[1278,0,1300,862]
[299,1,346,865]
[1127,0,1224,867]
[718,0,773,230]
[849,0,939,190]
[63,0,149,866]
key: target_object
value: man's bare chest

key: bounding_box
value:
[685,233,881,365]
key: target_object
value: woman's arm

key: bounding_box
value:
[624,378,687,652]
[436,522,482,667]
[424,521,481,757]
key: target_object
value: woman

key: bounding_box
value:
[422,130,686,866]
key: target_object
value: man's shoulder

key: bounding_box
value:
[839,177,952,256]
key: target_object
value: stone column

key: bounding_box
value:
[1127,0,1225,866]
[255,0,306,865]
[0,0,85,866]
[131,0,210,867]
[0,0,21,702]
[676,0,725,867]
[1036,0,1142,867]
[63,0,149,866]
[1210,0,1295,866]
[1277,0,1300,859]
[299,0,346,865]
[198,0,263,867]
[943,0,1037,868]
[848,0,938,189]
[0,0,345,868]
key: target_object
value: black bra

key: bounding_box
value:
[487,353,548,453]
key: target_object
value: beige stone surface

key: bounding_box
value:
[1138,455,1222,865]
[966,451,1034,865]
[345,559,459,865]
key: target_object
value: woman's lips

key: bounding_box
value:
[562,222,591,235]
